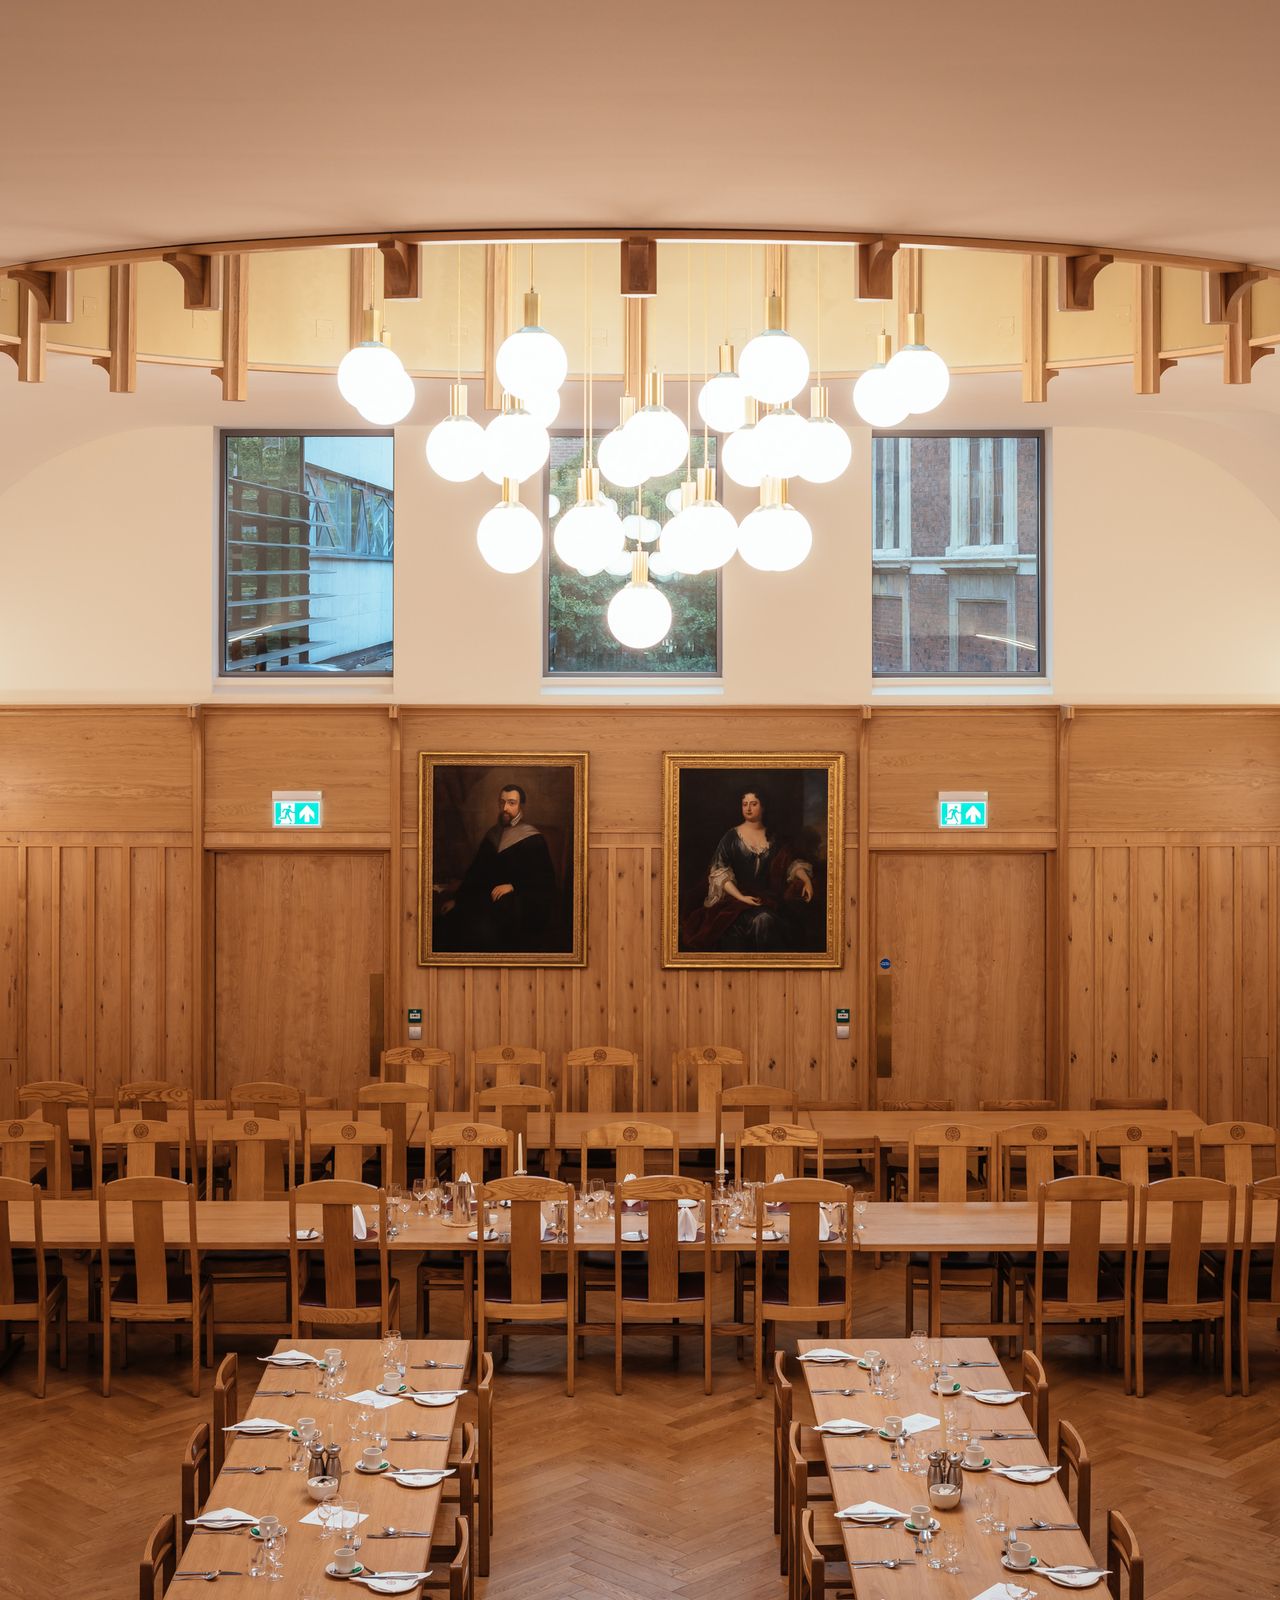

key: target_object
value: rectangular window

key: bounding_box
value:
[221,432,394,676]
[544,431,720,676]
[872,431,1043,677]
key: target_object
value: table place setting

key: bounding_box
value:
[221,1417,292,1435]
[813,1416,877,1434]
[795,1347,858,1364]
[966,1388,1031,1404]
[299,1505,368,1531]
[835,1500,908,1523]
[257,1348,324,1367]
[407,1389,466,1407]
[385,1468,454,1489]
[990,1463,1060,1484]
[186,1508,260,1530]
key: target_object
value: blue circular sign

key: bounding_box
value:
[879,958,891,969]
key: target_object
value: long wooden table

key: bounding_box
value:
[800,1335,1099,1597]
[169,1336,470,1599]
[805,1106,1205,1151]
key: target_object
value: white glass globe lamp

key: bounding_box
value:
[738,293,810,404]
[553,468,623,575]
[597,398,646,489]
[754,404,809,479]
[659,480,703,575]
[354,367,416,425]
[682,466,738,570]
[425,383,485,482]
[603,545,634,577]
[799,386,853,483]
[737,479,813,572]
[547,493,561,519]
[665,487,684,514]
[482,393,550,484]
[697,343,749,432]
[853,335,910,428]
[516,386,561,429]
[722,399,765,489]
[647,549,679,578]
[621,511,660,544]
[885,314,950,414]
[607,549,674,648]
[337,312,412,419]
[628,371,689,478]
[495,290,568,396]
[476,481,543,574]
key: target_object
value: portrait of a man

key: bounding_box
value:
[418,753,587,966]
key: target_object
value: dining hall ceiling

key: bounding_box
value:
[4,0,1280,270]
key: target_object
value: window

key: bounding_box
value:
[221,432,394,676]
[545,432,720,676]
[871,431,1043,677]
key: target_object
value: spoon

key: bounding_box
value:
[849,1560,916,1570]
[811,1387,865,1396]
[410,1361,465,1370]
[173,1573,241,1582]
[373,1529,433,1540]
[223,1466,280,1475]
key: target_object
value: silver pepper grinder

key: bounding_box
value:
[321,1439,343,1485]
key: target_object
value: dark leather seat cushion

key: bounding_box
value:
[762,1267,846,1308]
[299,1268,383,1308]
[619,1266,707,1303]
[482,1264,569,1305]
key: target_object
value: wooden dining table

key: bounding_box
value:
[799,1334,1099,1597]
[804,1106,1205,1152]
[170,1335,470,1598]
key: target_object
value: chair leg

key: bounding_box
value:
[1134,1318,1145,1398]
[191,1310,201,1397]
[58,1295,68,1371]
[566,1309,575,1399]
[101,1314,112,1398]
[1240,1300,1251,1398]
[36,1313,48,1399]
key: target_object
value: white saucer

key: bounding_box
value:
[969,1389,1025,1405]
[960,1457,991,1471]
[295,1229,321,1242]
[1002,1555,1040,1573]
[839,1511,899,1524]
[355,1578,425,1595]
[375,1384,407,1396]
[904,1516,940,1534]
[930,1381,963,1395]
[760,1229,783,1242]
[325,1561,364,1578]
[621,1230,647,1242]
[355,1461,389,1474]
[994,1465,1057,1484]
[467,1229,501,1242]
[1042,1567,1107,1589]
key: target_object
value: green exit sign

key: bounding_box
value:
[272,790,323,829]
[938,791,988,829]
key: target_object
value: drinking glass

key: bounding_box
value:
[711,1198,731,1243]
[549,1199,568,1241]
[974,1482,995,1532]
[852,1191,871,1233]
[337,1502,361,1551]
[941,1532,964,1575]
[425,1186,444,1218]
[910,1327,929,1367]
[412,1178,429,1215]
[899,1435,920,1475]
[924,1529,944,1570]
[870,1355,887,1395]
[249,1537,269,1578]
[316,1500,339,1544]
[989,1491,1009,1536]
[265,1528,286,1581]
[879,1360,899,1400]
[826,1201,846,1241]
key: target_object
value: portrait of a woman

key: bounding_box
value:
[680,788,816,952]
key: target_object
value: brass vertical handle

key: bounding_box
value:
[874,968,893,1080]
[368,973,385,1078]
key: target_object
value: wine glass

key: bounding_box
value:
[941,1531,965,1575]
[412,1177,428,1216]
[910,1327,929,1368]
[852,1190,871,1233]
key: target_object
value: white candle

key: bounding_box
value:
[517,1132,524,1171]
[718,1132,725,1171]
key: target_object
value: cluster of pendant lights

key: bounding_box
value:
[336,274,951,650]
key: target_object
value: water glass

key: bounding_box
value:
[711,1198,731,1243]
[852,1191,871,1232]
[549,1199,568,1240]
[340,1502,362,1550]
[941,1532,964,1575]
[316,1500,339,1543]
[425,1185,444,1218]
[910,1327,929,1367]
[878,1360,898,1400]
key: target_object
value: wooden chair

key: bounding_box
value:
[227,1081,307,1178]
[718,1084,799,1171]
[0,1176,68,1396]
[383,1043,454,1098]
[736,1122,824,1183]
[305,1119,394,1185]
[203,1117,295,1337]
[476,1175,576,1395]
[422,1513,471,1600]
[356,1082,432,1187]
[96,1118,188,1187]
[904,1122,999,1338]
[469,1046,547,1103]
[754,1177,853,1397]
[1021,1175,1133,1386]
[288,1178,399,1338]
[565,1046,639,1115]
[0,1117,69,1194]
[673,1044,745,1111]
[139,1513,179,1600]
[997,1122,1087,1198]
[179,1421,212,1551]
[450,1351,494,1576]
[1193,1120,1280,1190]
[428,1121,513,1182]
[1022,1346,1049,1451]
[797,1506,847,1600]
[613,1175,713,1394]
[1090,1121,1178,1186]
[1092,1096,1168,1112]
[787,1427,839,1600]
[772,1350,826,1578]
[879,1099,955,1197]
[474,1084,555,1174]
[1106,1508,1144,1600]
[114,1081,198,1183]
[580,1120,681,1185]
[212,1350,238,1476]
[99,1174,211,1396]
[1238,1174,1280,1395]
[980,1098,1057,1112]
[1057,1417,1092,1546]
[1134,1175,1234,1397]
[432,1424,477,1600]
[18,1080,96,1194]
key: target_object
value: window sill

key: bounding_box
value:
[872,679,1052,699]
[541,679,725,698]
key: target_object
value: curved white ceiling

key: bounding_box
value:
[4,0,1280,267]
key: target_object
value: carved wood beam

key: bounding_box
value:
[483,243,510,411]
[0,284,47,381]
[1056,251,1114,312]
[6,267,73,322]
[378,238,422,300]
[92,263,137,392]
[161,251,222,311]
[620,234,658,298]
[1134,264,1174,395]
[214,253,248,401]
[1022,254,1052,403]
[855,238,898,301]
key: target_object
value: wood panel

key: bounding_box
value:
[0,709,191,831]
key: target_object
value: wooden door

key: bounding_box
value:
[872,852,1047,1105]
[214,853,387,1101]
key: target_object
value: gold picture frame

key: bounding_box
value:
[418,752,588,967]
[662,752,845,969]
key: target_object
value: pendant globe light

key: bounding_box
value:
[337,310,415,423]
[722,397,766,488]
[658,479,705,576]
[495,287,569,398]
[799,385,852,483]
[607,548,673,648]
[425,383,485,482]
[697,342,748,432]
[853,333,911,428]
[598,396,646,489]
[753,403,809,479]
[482,392,550,484]
[738,292,810,405]
[737,478,813,572]
[553,467,623,575]
[885,312,950,414]
[477,479,543,573]
[628,370,689,479]
[680,465,738,571]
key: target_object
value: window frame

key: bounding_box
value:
[218,427,396,681]
[871,427,1047,681]
[540,428,724,680]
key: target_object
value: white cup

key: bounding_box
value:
[332,1546,359,1575]
[963,1442,986,1467]
[361,1446,384,1470]
[910,1502,931,1527]
[1007,1541,1033,1569]
[381,1368,401,1392]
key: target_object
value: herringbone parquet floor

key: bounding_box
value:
[2,1259,1276,1599]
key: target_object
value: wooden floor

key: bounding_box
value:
[3,1262,1277,1600]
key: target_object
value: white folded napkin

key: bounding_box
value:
[456,1170,472,1185]
[387,1468,454,1487]
[1041,1567,1112,1589]
[992,1463,1059,1483]
[408,1389,465,1407]
[772,1171,785,1182]
[814,1418,874,1434]
[796,1347,853,1363]
[343,1389,403,1410]
[621,1171,638,1185]
[966,1388,1030,1403]
[353,1206,368,1241]
[258,1349,322,1367]
[186,1507,258,1527]
[835,1500,904,1521]
[972,1586,1038,1600]
[677,1206,698,1242]
[222,1417,290,1433]
[898,1412,940,1435]
[299,1507,368,1530]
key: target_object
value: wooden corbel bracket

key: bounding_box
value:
[1056,251,1114,312]
[162,251,222,311]
[378,238,422,300]
[5,267,73,323]
[1204,268,1270,384]
[855,238,898,301]
[620,234,658,298]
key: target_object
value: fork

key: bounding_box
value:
[848,1560,916,1569]
[369,1529,433,1539]
[977,1431,1035,1440]
[256,1388,304,1397]
[410,1361,465,1370]
[391,1433,450,1443]
[830,1462,891,1471]
[173,1573,241,1582]
[953,1359,1001,1368]
[223,1466,281,1474]
[811,1387,866,1395]
[1018,1520,1080,1532]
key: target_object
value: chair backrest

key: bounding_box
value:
[305,1119,393,1185]
[756,1177,853,1313]
[736,1122,823,1183]
[114,1081,197,1179]
[444,1512,471,1600]
[1193,1120,1280,1190]
[356,1082,431,1185]
[907,1123,995,1201]
[204,1116,295,1200]
[212,1351,238,1476]
[1137,1175,1235,1311]
[879,1098,955,1112]
[0,1116,69,1193]
[428,1121,512,1182]
[1091,1096,1168,1112]
[1106,1508,1144,1600]
[100,1174,198,1310]
[615,1175,711,1307]
[478,1175,574,1307]
[1089,1121,1177,1186]
[979,1098,1057,1111]
[564,1046,639,1115]
[227,1080,307,1148]
[1021,1347,1050,1450]
[1057,1417,1092,1545]
[772,1348,794,1439]
[139,1513,179,1600]
[718,1084,799,1170]
[382,1043,453,1096]
[180,1421,212,1538]
[474,1084,555,1166]
[0,1176,46,1312]
[673,1045,745,1111]
[17,1080,91,1194]
[1242,1175,1280,1307]
[469,1046,547,1102]
[97,1120,189,1187]
[997,1122,1087,1199]
[580,1121,681,1186]
[289,1178,389,1313]
[1035,1174,1133,1311]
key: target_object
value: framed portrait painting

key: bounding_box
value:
[418,753,588,967]
[662,753,845,969]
